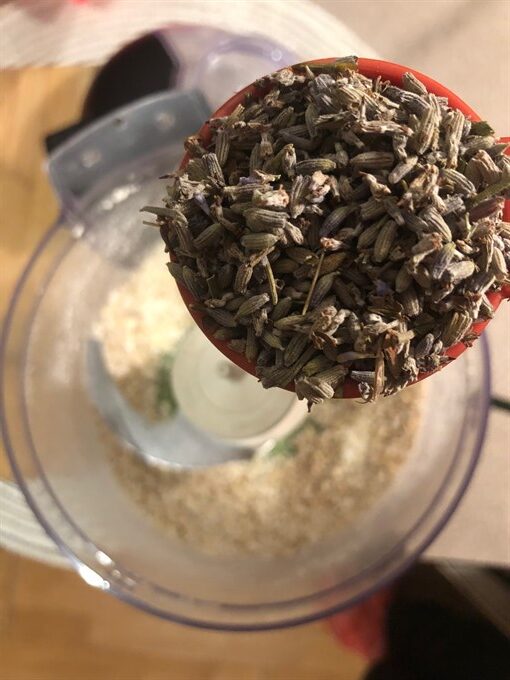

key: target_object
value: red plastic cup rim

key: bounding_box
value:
[172,57,509,399]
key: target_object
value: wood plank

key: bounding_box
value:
[1,549,366,680]
[0,66,94,480]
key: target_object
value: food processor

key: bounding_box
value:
[0,25,491,629]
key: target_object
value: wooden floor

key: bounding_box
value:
[0,548,367,680]
[0,66,366,680]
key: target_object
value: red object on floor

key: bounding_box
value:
[328,587,394,661]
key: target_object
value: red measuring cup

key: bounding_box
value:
[173,58,510,398]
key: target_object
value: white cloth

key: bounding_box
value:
[0,481,69,568]
[0,0,376,68]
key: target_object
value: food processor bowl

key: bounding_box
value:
[0,201,489,627]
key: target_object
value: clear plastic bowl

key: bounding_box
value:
[1,200,489,630]
[0,48,491,627]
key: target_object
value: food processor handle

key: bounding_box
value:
[46,89,210,215]
[44,31,211,215]
[43,26,295,219]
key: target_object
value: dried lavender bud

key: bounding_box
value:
[470,150,502,184]
[388,155,418,184]
[166,261,184,283]
[240,233,280,250]
[413,95,441,155]
[193,222,223,250]
[245,208,288,231]
[206,308,238,328]
[284,333,310,367]
[420,205,453,241]
[272,258,298,275]
[308,272,337,310]
[262,330,285,350]
[357,216,387,249]
[442,311,472,347]
[182,266,204,300]
[321,251,347,274]
[350,151,395,170]
[414,332,435,358]
[373,220,398,262]
[402,71,428,96]
[295,376,335,409]
[295,158,336,175]
[271,296,293,322]
[214,129,230,167]
[441,168,476,197]
[245,327,259,362]
[491,247,508,280]
[214,328,242,341]
[444,109,465,168]
[286,246,318,264]
[234,263,254,294]
[274,314,306,331]
[154,60,507,404]
[400,286,422,317]
[235,293,270,318]
[395,263,413,293]
[431,243,456,280]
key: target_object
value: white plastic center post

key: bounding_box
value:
[172,328,307,450]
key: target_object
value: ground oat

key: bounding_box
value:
[109,386,422,556]
[96,249,423,557]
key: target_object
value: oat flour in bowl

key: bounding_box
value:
[96,248,424,557]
